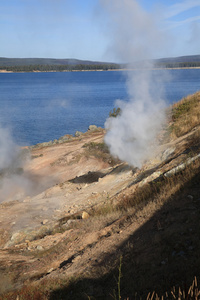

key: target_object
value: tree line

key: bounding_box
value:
[155,61,200,68]
[1,61,200,72]
[0,63,120,72]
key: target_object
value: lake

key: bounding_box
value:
[0,69,200,146]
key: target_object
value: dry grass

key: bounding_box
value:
[1,93,200,299]
[140,277,200,300]
[122,277,200,300]
[1,164,200,299]
[167,91,200,139]
[82,141,120,165]
[116,157,200,213]
[1,161,198,299]
[3,274,200,300]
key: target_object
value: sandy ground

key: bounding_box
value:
[0,126,200,298]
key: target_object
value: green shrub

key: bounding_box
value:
[109,107,121,118]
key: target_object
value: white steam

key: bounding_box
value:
[101,0,168,167]
[0,127,32,202]
[105,69,166,167]
[0,127,20,170]
[0,126,58,203]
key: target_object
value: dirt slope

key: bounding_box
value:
[0,119,200,299]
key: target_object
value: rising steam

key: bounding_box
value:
[0,127,20,170]
[0,126,32,202]
[101,0,168,167]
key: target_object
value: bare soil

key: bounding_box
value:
[0,126,200,299]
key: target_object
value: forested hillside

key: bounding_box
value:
[0,57,120,72]
[0,55,200,72]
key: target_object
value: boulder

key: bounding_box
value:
[75,131,83,137]
[88,125,97,131]
[161,147,175,161]
[164,153,200,178]
[138,171,162,187]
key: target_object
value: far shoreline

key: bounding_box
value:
[1,66,200,74]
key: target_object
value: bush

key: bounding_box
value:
[109,107,121,118]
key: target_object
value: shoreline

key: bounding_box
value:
[1,66,200,73]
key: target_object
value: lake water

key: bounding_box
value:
[0,69,200,146]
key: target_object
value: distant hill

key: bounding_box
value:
[0,55,200,71]
[153,55,200,68]
[0,57,113,67]
[0,57,119,72]
[155,55,200,64]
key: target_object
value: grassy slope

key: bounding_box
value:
[1,91,200,300]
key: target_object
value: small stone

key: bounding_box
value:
[36,245,44,251]
[187,195,194,200]
[47,268,54,274]
[41,219,48,225]
[92,192,98,195]
[82,211,89,219]
[66,219,76,226]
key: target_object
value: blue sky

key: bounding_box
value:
[0,0,200,62]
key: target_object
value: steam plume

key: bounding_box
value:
[0,127,20,170]
[0,127,31,202]
[101,0,168,167]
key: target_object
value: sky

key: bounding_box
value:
[0,0,200,62]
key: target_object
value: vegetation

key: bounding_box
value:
[1,61,200,72]
[167,91,200,138]
[2,146,200,298]
[0,63,120,72]
[155,61,200,68]
[1,55,200,72]
[1,92,200,299]
[82,141,120,165]
[1,277,200,299]
[109,107,121,118]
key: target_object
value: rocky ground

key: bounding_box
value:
[0,118,200,299]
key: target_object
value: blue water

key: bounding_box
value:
[0,69,200,146]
